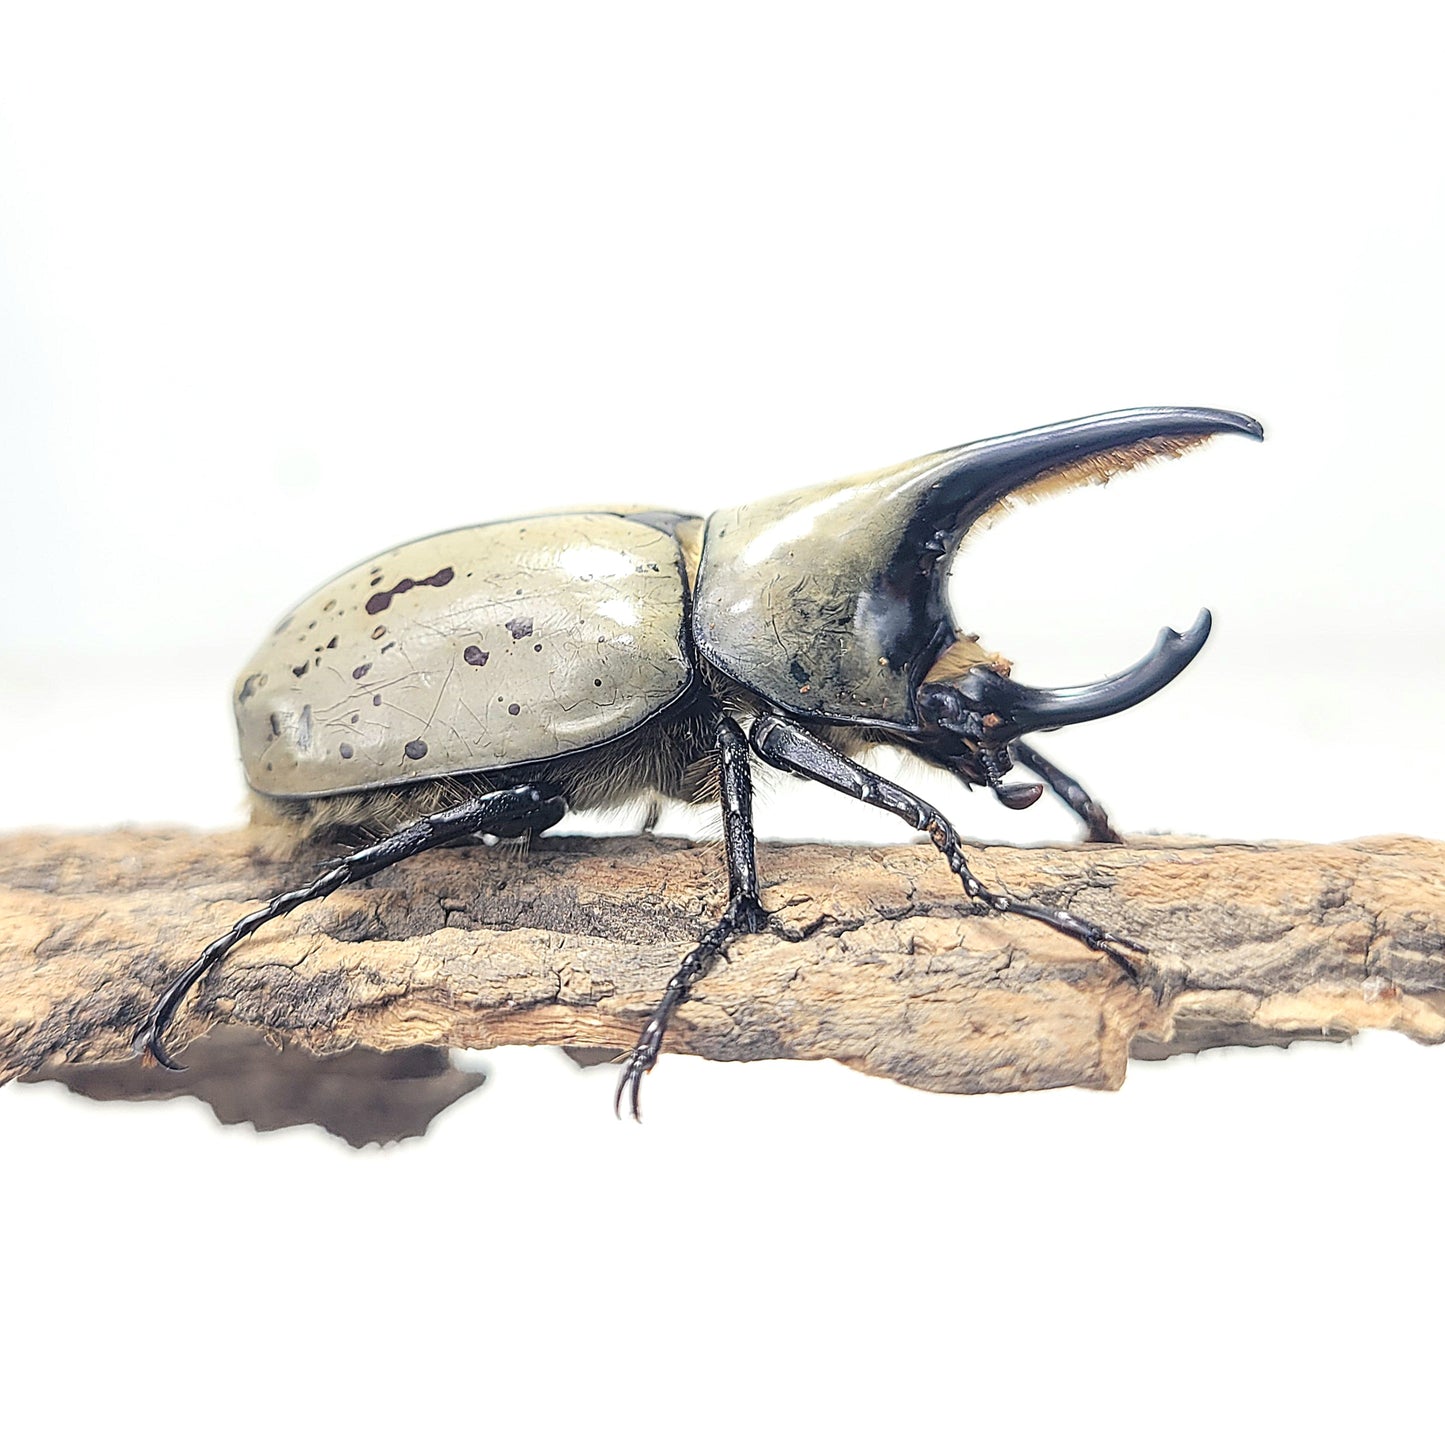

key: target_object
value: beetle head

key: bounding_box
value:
[692,407,1263,788]
[913,610,1214,809]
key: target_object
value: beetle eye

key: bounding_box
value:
[918,681,995,745]
[917,683,962,725]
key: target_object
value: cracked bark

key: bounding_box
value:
[2,826,1442,1139]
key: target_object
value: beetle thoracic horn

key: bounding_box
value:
[694,406,1262,735]
[928,609,1214,742]
[914,407,1266,540]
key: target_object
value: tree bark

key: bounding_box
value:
[3,827,1442,1119]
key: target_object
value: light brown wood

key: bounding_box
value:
[4,827,1442,1108]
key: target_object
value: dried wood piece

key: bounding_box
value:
[2,828,1442,1103]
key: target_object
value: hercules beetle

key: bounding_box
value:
[137,406,1264,1116]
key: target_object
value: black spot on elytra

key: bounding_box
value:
[507,703,521,716]
[292,660,310,678]
[269,713,282,738]
[372,625,386,640]
[506,616,533,641]
[533,643,542,652]
[381,642,396,653]
[323,598,337,612]
[790,660,811,685]
[339,743,354,759]
[352,663,371,680]
[239,673,264,704]
[404,739,428,760]
[297,704,313,751]
[326,636,338,649]
[463,646,489,667]
[366,566,455,615]
[350,713,359,724]
[373,694,382,706]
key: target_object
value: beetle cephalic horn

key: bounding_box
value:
[924,610,1214,743]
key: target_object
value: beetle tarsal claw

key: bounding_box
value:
[612,1053,651,1122]
[134,1022,186,1072]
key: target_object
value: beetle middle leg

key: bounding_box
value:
[750,715,1146,975]
[136,782,568,1070]
[1010,739,1123,844]
[614,714,769,1119]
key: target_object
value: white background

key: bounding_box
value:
[2,3,1442,1441]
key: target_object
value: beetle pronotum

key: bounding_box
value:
[137,407,1264,1115]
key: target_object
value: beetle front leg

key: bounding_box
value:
[1010,740,1124,844]
[750,715,1146,975]
[614,715,768,1120]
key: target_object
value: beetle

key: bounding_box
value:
[137,406,1264,1116]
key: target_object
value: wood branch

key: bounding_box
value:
[3,828,1443,1117]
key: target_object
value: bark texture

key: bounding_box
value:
[3,826,1442,1130]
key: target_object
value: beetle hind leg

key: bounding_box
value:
[750,714,1147,976]
[614,715,768,1120]
[137,782,569,1070]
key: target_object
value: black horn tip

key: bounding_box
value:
[1090,406,1264,442]
[1168,608,1213,649]
[1167,408,1263,442]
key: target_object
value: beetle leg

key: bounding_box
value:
[614,715,768,1120]
[136,783,568,1070]
[484,794,568,839]
[750,715,1147,975]
[1009,740,1124,844]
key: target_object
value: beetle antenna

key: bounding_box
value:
[981,747,1043,811]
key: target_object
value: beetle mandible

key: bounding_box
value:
[137,406,1264,1116]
